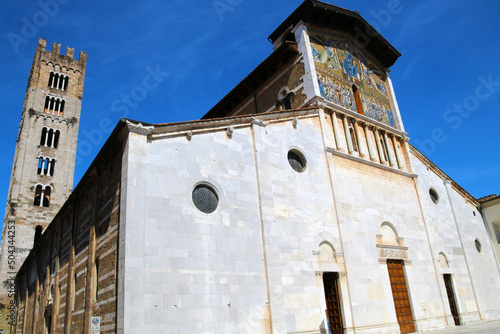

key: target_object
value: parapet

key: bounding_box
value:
[37,37,87,62]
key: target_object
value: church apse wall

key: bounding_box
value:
[309,28,397,128]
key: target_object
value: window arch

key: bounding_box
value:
[318,242,336,263]
[438,252,449,268]
[378,222,399,246]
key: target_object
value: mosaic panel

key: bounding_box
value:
[310,28,395,127]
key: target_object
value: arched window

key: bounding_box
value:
[40,127,47,146]
[37,157,56,176]
[33,185,51,207]
[37,158,44,175]
[53,130,60,148]
[40,128,60,148]
[93,257,99,302]
[44,96,65,116]
[49,159,56,176]
[47,129,54,147]
[43,186,51,207]
[34,225,43,244]
[48,72,69,91]
[34,185,43,206]
[352,84,364,115]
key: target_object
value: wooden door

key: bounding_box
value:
[387,260,415,334]
[443,274,460,326]
[323,272,344,334]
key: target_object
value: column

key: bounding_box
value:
[342,116,354,154]
[383,132,396,167]
[363,124,376,161]
[39,188,45,206]
[331,112,343,151]
[374,129,386,163]
[392,136,405,170]
[353,121,366,158]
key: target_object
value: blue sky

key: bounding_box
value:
[0,0,499,217]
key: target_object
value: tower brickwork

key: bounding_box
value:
[0,38,86,303]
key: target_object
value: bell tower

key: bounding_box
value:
[0,38,86,303]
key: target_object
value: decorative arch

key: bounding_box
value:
[438,252,449,268]
[376,222,409,264]
[377,222,400,246]
[318,241,336,264]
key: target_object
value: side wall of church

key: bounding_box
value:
[13,137,122,334]
[118,127,270,333]
[410,152,500,323]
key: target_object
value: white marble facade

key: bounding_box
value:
[116,109,500,333]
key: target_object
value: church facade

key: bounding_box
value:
[11,1,500,333]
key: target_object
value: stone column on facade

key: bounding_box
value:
[374,129,386,164]
[363,124,377,161]
[342,116,354,154]
[383,132,396,167]
[353,120,366,158]
[331,111,343,151]
[392,136,405,171]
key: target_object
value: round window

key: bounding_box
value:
[429,188,439,204]
[475,239,482,253]
[288,149,306,173]
[192,184,219,214]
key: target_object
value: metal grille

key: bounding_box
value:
[288,150,305,173]
[192,184,218,214]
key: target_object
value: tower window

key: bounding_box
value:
[48,72,69,91]
[44,96,65,116]
[40,127,60,148]
[34,185,51,207]
[37,157,56,176]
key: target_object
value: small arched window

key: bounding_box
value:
[40,127,47,146]
[34,185,43,206]
[48,72,69,91]
[34,225,43,244]
[40,127,60,148]
[43,186,51,207]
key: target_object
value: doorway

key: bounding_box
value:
[323,272,344,334]
[387,259,415,334]
[443,274,460,326]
